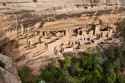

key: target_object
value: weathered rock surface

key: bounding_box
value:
[0,54,21,83]
[0,0,124,14]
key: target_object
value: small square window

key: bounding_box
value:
[2,3,6,6]
[33,0,37,2]
[84,6,88,9]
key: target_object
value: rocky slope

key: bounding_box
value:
[0,54,21,83]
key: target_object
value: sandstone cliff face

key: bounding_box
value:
[0,0,123,14]
[0,54,21,83]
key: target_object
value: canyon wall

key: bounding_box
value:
[0,54,21,83]
[0,0,123,14]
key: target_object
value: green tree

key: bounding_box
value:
[40,51,125,83]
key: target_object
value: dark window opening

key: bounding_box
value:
[33,0,37,2]
[0,61,5,68]
[87,38,90,41]
[100,28,108,31]
[78,31,82,35]
[84,6,88,9]
[43,32,45,36]
[73,29,78,35]
[75,4,81,8]
[2,3,6,6]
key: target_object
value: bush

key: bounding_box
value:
[40,52,125,83]
[18,66,39,83]
[18,48,125,83]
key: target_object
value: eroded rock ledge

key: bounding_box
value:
[0,54,21,83]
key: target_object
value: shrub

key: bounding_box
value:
[18,48,125,83]
[40,52,125,83]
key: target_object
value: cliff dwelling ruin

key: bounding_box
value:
[0,0,125,74]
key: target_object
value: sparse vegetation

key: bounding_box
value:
[18,48,125,83]
[39,50,125,83]
[18,66,39,83]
